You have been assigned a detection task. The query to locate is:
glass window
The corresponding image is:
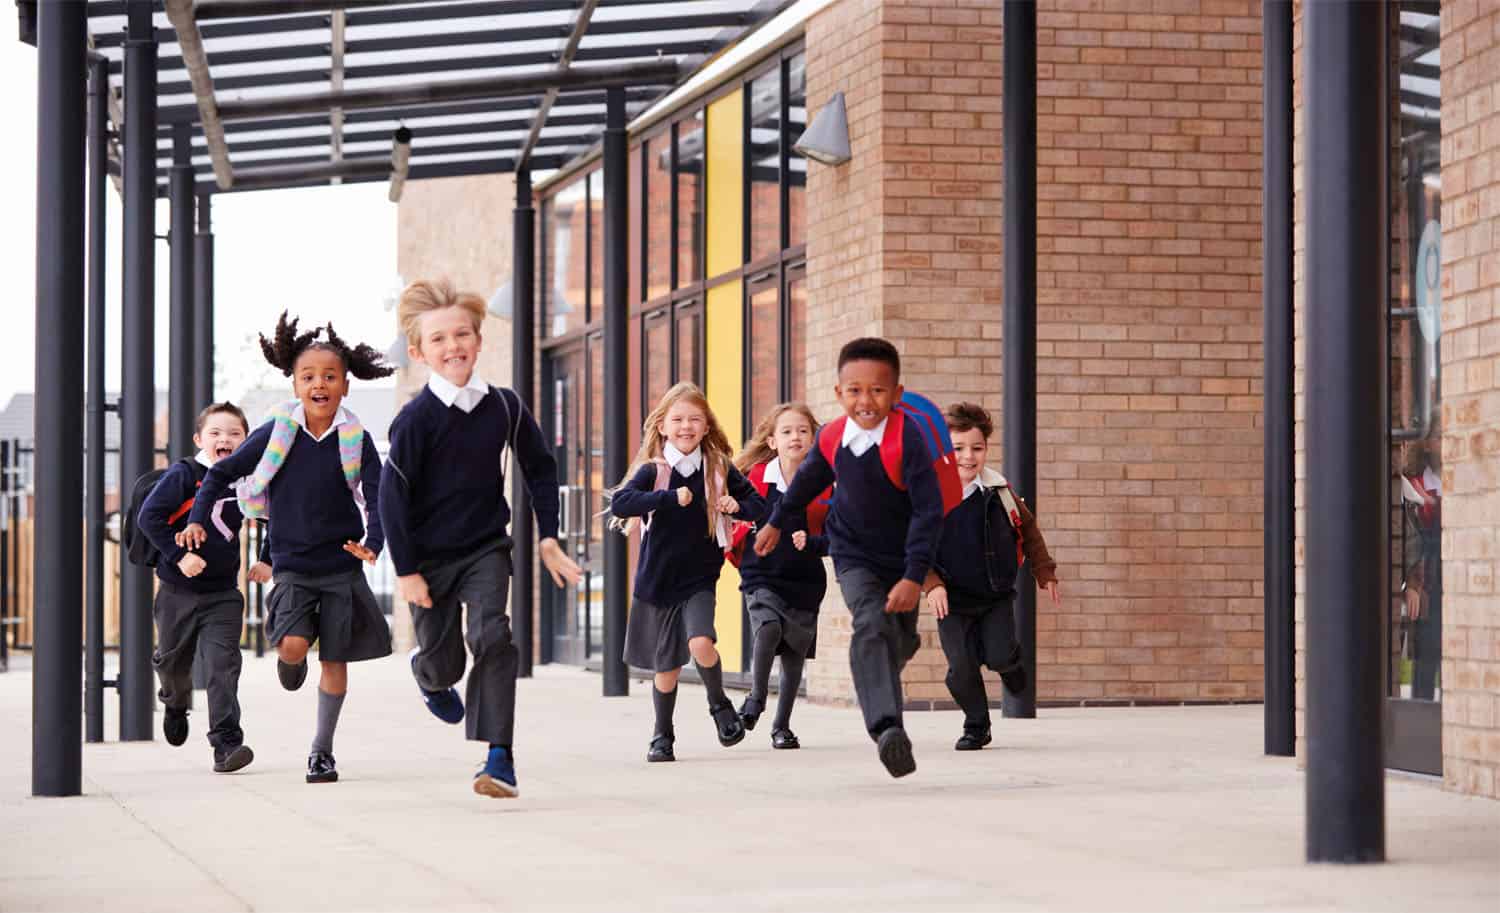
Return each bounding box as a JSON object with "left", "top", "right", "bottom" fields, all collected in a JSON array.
[
  {"left": 587, "top": 168, "right": 604, "bottom": 324},
  {"left": 644, "top": 309, "right": 672, "bottom": 414},
  {"left": 546, "top": 179, "right": 587, "bottom": 338},
  {"left": 788, "top": 267, "right": 807, "bottom": 404},
  {"left": 748, "top": 282, "right": 781, "bottom": 427},
  {"left": 675, "top": 303, "right": 701, "bottom": 387},
  {"left": 629, "top": 142, "right": 643, "bottom": 306},
  {"left": 675, "top": 112, "right": 705, "bottom": 286},
  {"left": 749, "top": 68, "right": 783, "bottom": 264},
  {"left": 786, "top": 53, "right": 807, "bottom": 249},
  {"left": 646, "top": 132, "right": 672, "bottom": 302},
  {"left": 588, "top": 333, "right": 605, "bottom": 550}
]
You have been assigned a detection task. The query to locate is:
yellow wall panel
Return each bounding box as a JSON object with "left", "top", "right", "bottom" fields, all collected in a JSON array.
[
  {"left": 706, "top": 278, "right": 744, "bottom": 671},
  {"left": 706, "top": 89, "right": 744, "bottom": 279}
]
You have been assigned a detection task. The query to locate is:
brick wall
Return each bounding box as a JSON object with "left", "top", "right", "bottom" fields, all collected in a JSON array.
[
  {"left": 1439, "top": 0, "right": 1500, "bottom": 800},
  {"left": 801, "top": 0, "right": 1266, "bottom": 708}
]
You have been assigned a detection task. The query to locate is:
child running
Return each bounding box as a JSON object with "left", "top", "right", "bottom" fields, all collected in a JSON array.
[
  {"left": 182, "top": 313, "right": 393, "bottom": 785},
  {"left": 732, "top": 403, "right": 829, "bottom": 749},
  {"left": 138, "top": 402, "right": 270, "bottom": 773},
  {"left": 923, "top": 402, "right": 1059, "bottom": 750},
  {"left": 755, "top": 338, "right": 944, "bottom": 778},
  {"left": 381, "top": 279, "right": 582, "bottom": 799},
  {"left": 608, "top": 382, "right": 767, "bottom": 762}
]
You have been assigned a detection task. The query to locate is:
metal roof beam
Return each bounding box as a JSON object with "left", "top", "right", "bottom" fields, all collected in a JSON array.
[
  {"left": 192, "top": 0, "right": 418, "bottom": 20},
  {"left": 162, "top": 0, "right": 233, "bottom": 189},
  {"left": 518, "top": 0, "right": 601, "bottom": 171}
]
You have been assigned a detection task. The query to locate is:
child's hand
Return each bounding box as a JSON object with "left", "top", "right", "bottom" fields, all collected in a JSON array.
[
  {"left": 247, "top": 562, "right": 272, "bottom": 584},
  {"left": 926, "top": 584, "right": 949, "bottom": 619},
  {"left": 397, "top": 573, "right": 432, "bottom": 608},
  {"left": 1043, "top": 580, "right": 1061, "bottom": 606},
  {"left": 177, "top": 552, "right": 207, "bottom": 578},
  {"left": 540, "top": 537, "right": 584, "bottom": 588},
  {"left": 177, "top": 523, "right": 207, "bottom": 549},
  {"left": 676, "top": 486, "right": 693, "bottom": 507},
  {"left": 791, "top": 530, "right": 807, "bottom": 551},
  {"left": 885, "top": 579, "right": 920, "bottom": 614},
  {"left": 343, "top": 540, "right": 377, "bottom": 564},
  {"left": 716, "top": 494, "right": 739, "bottom": 515},
  {"left": 754, "top": 525, "right": 781, "bottom": 556}
]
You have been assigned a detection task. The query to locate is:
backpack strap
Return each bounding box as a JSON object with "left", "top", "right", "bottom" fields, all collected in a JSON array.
[
  {"left": 637, "top": 457, "right": 673, "bottom": 534},
  {"left": 986, "top": 470, "right": 1027, "bottom": 567},
  {"left": 490, "top": 386, "right": 523, "bottom": 471},
  {"left": 164, "top": 458, "right": 208, "bottom": 526},
  {"left": 817, "top": 417, "right": 845, "bottom": 468},
  {"left": 877, "top": 410, "right": 907, "bottom": 491}
]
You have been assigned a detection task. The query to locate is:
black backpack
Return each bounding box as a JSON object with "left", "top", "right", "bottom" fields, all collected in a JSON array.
[{"left": 123, "top": 458, "right": 207, "bottom": 567}]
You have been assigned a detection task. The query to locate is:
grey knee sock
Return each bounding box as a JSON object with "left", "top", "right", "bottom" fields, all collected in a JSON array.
[
  {"left": 695, "top": 657, "right": 729, "bottom": 708},
  {"left": 652, "top": 685, "right": 677, "bottom": 739},
  {"left": 311, "top": 689, "right": 346, "bottom": 755},
  {"left": 750, "top": 623, "right": 781, "bottom": 704},
  {"left": 773, "top": 653, "right": 805, "bottom": 731}
]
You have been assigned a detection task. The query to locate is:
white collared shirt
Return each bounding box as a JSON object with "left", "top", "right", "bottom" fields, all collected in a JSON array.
[
  {"left": 194, "top": 450, "right": 215, "bottom": 469},
  {"left": 290, "top": 403, "right": 353, "bottom": 442},
  {"left": 841, "top": 416, "right": 888, "bottom": 458},
  {"left": 663, "top": 442, "right": 702, "bottom": 476},
  {"left": 762, "top": 457, "right": 790, "bottom": 493},
  {"left": 428, "top": 371, "right": 489, "bottom": 414},
  {"left": 962, "top": 477, "right": 983, "bottom": 501}
]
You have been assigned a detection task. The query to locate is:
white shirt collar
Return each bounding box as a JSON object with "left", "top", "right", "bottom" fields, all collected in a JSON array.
[
  {"left": 194, "top": 450, "right": 215, "bottom": 469},
  {"left": 841, "top": 416, "right": 887, "bottom": 457},
  {"left": 762, "top": 457, "right": 788, "bottom": 492},
  {"left": 962, "top": 477, "right": 983, "bottom": 500},
  {"left": 290, "top": 403, "right": 353, "bottom": 442},
  {"left": 428, "top": 371, "right": 489, "bottom": 413},
  {"left": 663, "top": 442, "right": 702, "bottom": 475}
]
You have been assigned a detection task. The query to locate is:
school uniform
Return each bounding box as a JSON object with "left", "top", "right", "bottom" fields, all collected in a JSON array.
[
  {"left": 380, "top": 374, "right": 561, "bottom": 748},
  {"left": 772, "top": 415, "right": 944, "bottom": 741},
  {"left": 933, "top": 470, "right": 1057, "bottom": 735},
  {"left": 738, "top": 458, "right": 828, "bottom": 661},
  {"left": 191, "top": 406, "right": 390, "bottom": 663},
  {"left": 138, "top": 451, "right": 253, "bottom": 751},
  {"left": 612, "top": 444, "right": 766, "bottom": 673}
]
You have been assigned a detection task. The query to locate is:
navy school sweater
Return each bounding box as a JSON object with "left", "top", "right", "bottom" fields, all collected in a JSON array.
[
  {"left": 380, "top": 386, "right": 562, "bottom": 576},
  {"left": 933, "top": 489, "right": 1021, "bottom": 613},
  {"left": 610, "top": 459, "right": 766, "bottom": 607},
  {"left": 770, "top": 417, "right": 944, "bottom": 586},
  {"left": 139, "top": 458, "right": 245, "bottom": 593},
  {"left": 738, "top": 481, "right": 828, "bottom": 609},
  {"left": 189, "top": 419, "right": 383, "bottom": 577}
]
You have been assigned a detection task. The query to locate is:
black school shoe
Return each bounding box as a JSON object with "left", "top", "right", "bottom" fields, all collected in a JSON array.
[
  {"left": 876, "top": 726, "right": 917, "bottom": 778},
  {"left": 737, "top": 695, "right": 764, "bottom": 731},
  {"left": 213, "top": 744, "right": 254, "bottom": 773},
  {"left": 710, "top": 702, "right": 746, "bottom": 747},
  {"left": 306, "top": 750, "right": 339, "bottom": 783},
  {"left": 955, "top": 729, "right": 993, "bottom": 751},
  {"left": 771, "top": 728, "right": 800, "bottom": 750},
  {"left": 647, "top": 734, "right": 676, "bottom": 763},
  {"left": 277, "top": 658, "right": 308, "bottom": 692},
  {"left": 163, "top": 708, "right": 189, "bottom": 747}
]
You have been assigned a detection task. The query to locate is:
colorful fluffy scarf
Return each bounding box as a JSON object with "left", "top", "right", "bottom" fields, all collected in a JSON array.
[{"left": 235, "top": 400, "right": 366, "bottom": 520}]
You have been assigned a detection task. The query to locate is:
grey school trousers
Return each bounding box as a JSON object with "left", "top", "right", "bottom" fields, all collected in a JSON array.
[
  {"left": 152, "top": 585, "right": 245, "bottom": 750},
  {"left": 409, "top": 542, "right": 517, "bottom": 746},
  {"left": 836, "top": 564, "right": 922, "bottom": 741}
]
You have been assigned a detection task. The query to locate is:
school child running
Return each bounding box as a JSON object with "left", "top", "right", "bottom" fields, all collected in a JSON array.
[
  {"left": 731, "top": 403, "right": 830, "bottom": 749},
  {"left": 922, "top": 403, "right": 1059, "bottom": 750},
  {"left": 137, "top": 402, "right": 271, "bottom": 773},
  {"left": 380, "top": 279, "right": 583, "bottom": 799},
  {"left": 608, "top": 382, "right": 768, "bottom": 763},
  {"left": 755, "top": 338, "right": 945, "bottom": 778},
  {"left": 181, "top": 313, "right": 393, "bottom": 785}
]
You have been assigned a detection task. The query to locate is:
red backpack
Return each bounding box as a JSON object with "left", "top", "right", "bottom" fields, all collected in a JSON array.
[
  {"left": 726, "top": 460, "right": 832, "bottom": 568},
  {"left": 816, "top": 391, "right": 963, "bottom": 516}
]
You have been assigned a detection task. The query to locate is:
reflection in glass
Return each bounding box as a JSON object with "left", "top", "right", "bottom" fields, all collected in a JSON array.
[
  {"left": 787, "top": 53, "right": 807, "bottom": 249},
  {"left": 676, "top": 305, "right": 701, "bottom": 387},
  {"left": 588, "top": 168, "right": 604, "bottom": 324},
  {"left": 645, "top": 309, "right": 672, "bottom": 411},
  {"left": 749, "top": 68, "right": 782, "bottom": 263},
  {"left": 788, "top": 271, "right": 807, "bottom": 404},
  {"left": 749, "top": 284, "right": 780, "bottom": 428},
  {"left": 546, "top": 180, "right": 587, "bottom": 338},
  {"left": 676, "top": 112, "right": 705, "bottom": 286},
  {"left": 646, "top": 133, "right": 673, "bottom": 301}
]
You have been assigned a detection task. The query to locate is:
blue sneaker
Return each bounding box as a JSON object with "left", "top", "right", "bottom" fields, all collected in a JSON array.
[
  {"left": 473, "top": 746, "right": 519, "bottom": 799},
  {"left": 410, "top": 649, "right": 463, "bottom": 724}
]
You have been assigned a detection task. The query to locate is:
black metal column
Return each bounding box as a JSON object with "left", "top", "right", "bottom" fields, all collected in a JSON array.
[
  {"left": 1262, "top": 0, "right": 1296, "bottom": 759},
  {"left": 169, "top": 125, "right": 195, "bottom": 461},
  {"left": 601, "top": 87, "right": 629, "bottom": 697},
  {"left": 1001, "top": 0, "right": 1037, "bottom": 720},
  {"left": 1304, "top": 0, "right": 1386, "bottom": 864},
  {"left": 86, "top": 54, "right": 109, "bottom": 746},
  {"left": 193, "top": 194, "right": 215, "bottom": 407},
  {"left": 32, "top": 0, "right": 87, "bottom": 797},
  {"left": 512, "top": 169, "right": 536, "bottom": 677},
  {"left": 119, "top": 0, "right": 158, "bottom": 742}
]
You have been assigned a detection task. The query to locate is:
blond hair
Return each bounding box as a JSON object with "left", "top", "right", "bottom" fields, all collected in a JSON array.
[
  {"left": 612, "top": 382, "right": 735, "bottom": 538},
  {"left": 734, "top": 402, "right": 820, "bottom": 473},
  {"left": 398, "top": 278, "right": 486, "bottom": 348}
]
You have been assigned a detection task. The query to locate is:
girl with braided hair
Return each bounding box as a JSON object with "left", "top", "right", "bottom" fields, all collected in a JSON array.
[{"left": 181, "top": 312, "right": 393, "bottom": 785}]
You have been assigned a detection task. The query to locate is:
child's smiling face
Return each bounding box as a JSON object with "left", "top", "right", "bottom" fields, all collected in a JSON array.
[
  {"left": 835, "top": 358, "right": 903, "bottom": 431},
  {"left": 194, "top": 412, "right": 248, "bottom": 464},
  {"left": 659, "top": 400, "right": 707, "bottom": 454},
  {"left": 292, "top": 347, "right": 349, "bottom": 426},
  {"left": 950, "top": 426, "right": 988, "bottom": 487},
  {"left": 769, "top": 410, "right": 813, "bottom": 462},
  {"left": 411, "top": 305, "right": 482, "bottom": 388}
]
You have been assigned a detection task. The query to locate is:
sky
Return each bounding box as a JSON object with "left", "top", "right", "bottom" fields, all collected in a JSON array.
[{"left": 0, "top": 38, "right": 401, "bottom": 410}]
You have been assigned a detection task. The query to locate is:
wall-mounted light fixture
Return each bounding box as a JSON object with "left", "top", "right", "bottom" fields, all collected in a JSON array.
[{"left": 793, "top": 91, "right": 850, "bottom": 166}]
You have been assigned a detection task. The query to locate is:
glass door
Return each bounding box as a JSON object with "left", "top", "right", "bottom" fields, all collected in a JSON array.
[{"left": 543, "top": 343, "right": 589, "bottom": 665}]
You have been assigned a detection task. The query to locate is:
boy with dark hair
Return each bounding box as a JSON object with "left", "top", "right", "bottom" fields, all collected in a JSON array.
[
  {"left": 138, "top": 402, "right": 269, "bottom": 773},
  {"left": 754, "top": 337, "right": 944, "bottom": 778},
  {"left": 924, "top": 402, "right": 1058, "bottom": 750}
]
